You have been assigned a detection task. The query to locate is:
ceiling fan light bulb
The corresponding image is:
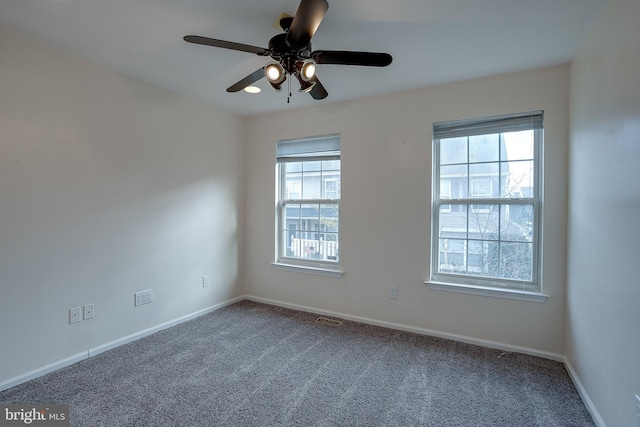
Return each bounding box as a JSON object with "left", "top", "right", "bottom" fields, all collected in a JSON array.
[
  {"left": 301, "top": 61, "right": 316, "bottom": 81},
  {"left": 265, "top": 63, "right": 284, "bottom": 83}
]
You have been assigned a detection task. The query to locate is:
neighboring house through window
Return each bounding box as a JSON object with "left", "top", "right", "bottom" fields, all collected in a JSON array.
[
  {"left": 275, "top": 134, "right": 341, "bottom": 273},
  {"left": 430, "top": 111, "right": 543, "bottom": 295}
]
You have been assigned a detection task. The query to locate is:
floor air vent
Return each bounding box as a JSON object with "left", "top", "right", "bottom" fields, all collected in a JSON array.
[{"left": 315, "top": 317, "right": 343, "bottom": 326}]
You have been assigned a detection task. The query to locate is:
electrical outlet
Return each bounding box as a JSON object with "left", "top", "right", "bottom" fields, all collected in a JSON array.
[
  {"left": 202, "top": 275, "right": 209, "bottom": 288},
  {"left": 69, "top": 307, "right": 81, "bottom": 324},
  {"left": 389, "top": 286, "right": 398, "bottom": 299},
  {"left": 83, "top": 304, "right": 94, "bottom": 320},
  {"left": 134, "top": 289, "right": 153, "bottom": 306}
]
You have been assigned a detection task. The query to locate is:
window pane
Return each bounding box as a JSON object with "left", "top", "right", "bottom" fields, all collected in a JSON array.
[
  {"left": 469, "top": 163, "right": 498, "bottom": 198},
  {"left": 320, "top": 204, "right": 339, "bottom": 232},
  {"left": 283, "top": 203, "right": 302, "bottom": 225},
  {"left": 470, "top": 178, "right": 493, "bottom": 198},
  {"left": 501, "top": 204, "right": 534, "bottom": 242},
  {"left": 304, "top": 161, "right": 322, "bottom": 172},
  {"left": 501, "top": 160, "right": 534, "bottom": 198},
  {"left": 500, "top": 242, "right": 533, "bottom": 281},
  {"left": 439, "top": 204, "right": 467, "bottom": 238},
  {"left": 439, "top": 238, "right": 467, "bottom": 274},
  {"left": 285, "top": 179, "right": 301, "bottom": 199},
  {"left": 501, "top": 130, "right": 534, "bottom": 161},
  {"left": 469, "top": 204, "right": 499, "bottom": 240},
  {"left": 322, "top": 160, "right": 340, "bottom": 171},
  {"left": 284, "top": 229, "right": 300, "bottom": 257},
  {"left": 324, "top": 179, "right": 340, "bottom": 199},
  {"left": 467, "top": 240, "right": 499, "bottom": 278},
  {"left": 285, "top": 162, "right": 303, "bottom": 173},
  {"left": 299, "top": 203, "right": 320, "bottom": 230},
  {"left": 469, "top": 133, "right": 499, "bottom": 163},
  {"left": 440, "top": 137, "right": 467, "bottom": 165},
  {"left": 302, "top": 174, "right": 322, "bottom": 199},
  {"left": 320, "top": 204, "right": 339, "bottom": 261},
  {"left": 440, "top": 180, "right": 451, "bottom": 199},
  {"left": 440, "top": 164, "right": 468, "bottom": 198}
]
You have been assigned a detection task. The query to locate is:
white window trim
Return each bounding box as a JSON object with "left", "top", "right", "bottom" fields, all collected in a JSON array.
[
  {"left": 424, "top": 280, "right": 549, "bottom": 303},
  {"left": 430, "top": 111, "right": 544, "bottom": 297},
  {"left": 272, "top": 262, "right": 344, "bottom": 277}
]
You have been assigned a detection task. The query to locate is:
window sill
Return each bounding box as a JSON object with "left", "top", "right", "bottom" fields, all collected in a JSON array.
[
  {"left": 272, "top": 262, "right": 344, "bottom": 278},
  {"left": 424, "top": 281, "right": 549, "bottom": 303}
]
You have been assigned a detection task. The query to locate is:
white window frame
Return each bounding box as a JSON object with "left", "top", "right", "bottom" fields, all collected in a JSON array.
[
  {"left": 427, "top": 111, "right": 547, "bottom": 301},
  {"left": 273, "top": 134, "right": 342, "bottom": 276}
]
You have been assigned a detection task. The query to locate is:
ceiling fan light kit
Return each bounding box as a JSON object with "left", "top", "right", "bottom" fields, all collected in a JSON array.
[{"left": 183, "top": 0, "right": 392, "bottom": 101}]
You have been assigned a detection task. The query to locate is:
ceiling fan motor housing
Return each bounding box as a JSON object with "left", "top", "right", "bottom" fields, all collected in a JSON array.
[{"left": 268, "top": 33, "right": 312, "bottom": 75}]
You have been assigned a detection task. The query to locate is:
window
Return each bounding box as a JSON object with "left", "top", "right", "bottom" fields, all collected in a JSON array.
[
  {"left": 431, "top": 111, "right": 543, "bottom": 294},
  {"left": 275, "top": 134, "right": 341, "bottom": 272}
]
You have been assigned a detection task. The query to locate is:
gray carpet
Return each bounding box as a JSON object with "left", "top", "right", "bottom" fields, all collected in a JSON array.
[{"left": 1, "top": 300, "right": 594, "bottom": 426}]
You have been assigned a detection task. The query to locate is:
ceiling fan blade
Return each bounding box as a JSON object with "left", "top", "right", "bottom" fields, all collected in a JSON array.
[
  {"left": 286, "top": 0, "right": 329, "bottom": 48},
  {"left": 309, "top": 75, "right": 328, "bottom": 100},
  {"left": 184, "top": 35, "right": 269, "bottom": 56},
  {"left": 312, "top": 50, "right": 392, "bottom": 67},
  {"left": 226, "top": 68, "right": 266, "bottom": 92}
]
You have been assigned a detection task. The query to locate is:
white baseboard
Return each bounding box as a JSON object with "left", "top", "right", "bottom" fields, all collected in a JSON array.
[
  {"left": 0, "top": 352, "right": 89, "bottom": 393},
  {"left": 564, "top": 357, "right": 606, "bottom": 427},
  {"left": 243, "top": 295, "right": 564, "bottom": 362},
  {"left": 0, "top": 296, "right": 244, "bottom": 392}
]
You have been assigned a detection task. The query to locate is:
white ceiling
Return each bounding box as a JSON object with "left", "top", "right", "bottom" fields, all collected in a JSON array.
[{"left": 0, "top": 0, "right": 605, "bottom": 117}]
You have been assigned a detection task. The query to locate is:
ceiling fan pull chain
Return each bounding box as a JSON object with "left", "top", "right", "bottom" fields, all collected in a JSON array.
[{"left": 287, "top": 76, "right": 292, "bottom": 103}]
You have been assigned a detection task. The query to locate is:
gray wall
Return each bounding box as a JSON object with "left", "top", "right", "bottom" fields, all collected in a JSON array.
[
  {"left": 0, "top": 30, "right": 245, "bottom": 384},
  {"left": 567, "top": 0, "right": 640, "bottom": 425}
]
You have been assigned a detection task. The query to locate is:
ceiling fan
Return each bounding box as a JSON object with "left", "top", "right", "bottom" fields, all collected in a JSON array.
[{"left": 183, "top": 0, "right": 392, "bottom": 101}]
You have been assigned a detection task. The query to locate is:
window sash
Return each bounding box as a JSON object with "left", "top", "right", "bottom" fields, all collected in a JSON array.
[{"left": 432, "top": 199, "right": 539, "bottom": 291}]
